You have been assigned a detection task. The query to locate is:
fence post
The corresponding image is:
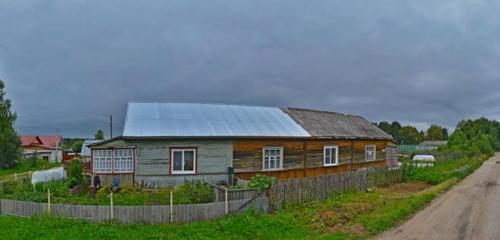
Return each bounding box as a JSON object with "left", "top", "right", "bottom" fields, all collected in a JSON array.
[
  {"left": 47, "top": 188, "right": 51, "bottom": 214},
  {"left": 109, "top": 192, "right": 114, "bottom": 220},
  {"left": 169, "top": 191, "right": 173, "bottom": 223},
  {"left": 14, "top": 173, "right": 17, "bottom": 181},
  {"left": 225, "top": 188, "right": 229, "bottom": 215}
]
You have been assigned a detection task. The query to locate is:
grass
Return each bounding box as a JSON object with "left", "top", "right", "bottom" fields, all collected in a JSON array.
[
  {"left": 0, "top": 155, "right": 486, "bottom": 239},
  {"left": 0, "top": 180, "right": 456, "bottom": 240},
  {"left": 0, "top": 159, "right": 60, "bottom": 179}
]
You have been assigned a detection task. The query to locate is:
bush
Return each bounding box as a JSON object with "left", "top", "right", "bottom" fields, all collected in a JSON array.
[
  {"left": 175, "top": 181, "right": 213, "bottom": 204},
  {"left": 67, "top": 159, "right": 84, "bottom": 188},
  {"left": 247, "top": 175, "right": 275, "bottom": 193}
]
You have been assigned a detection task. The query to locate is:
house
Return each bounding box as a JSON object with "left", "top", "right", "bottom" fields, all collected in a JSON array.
[
  {"left": 20, "top": 135, "right": 63, "bottom": 163},
  {"left": 81, "top": 140, "right": 101, "bottom": 162},
  {"left": 90, "top": 102, "right": 397, "bottom": 187},
  {"left": 418, "top": 140, "right": 448, "bottom": 150}
]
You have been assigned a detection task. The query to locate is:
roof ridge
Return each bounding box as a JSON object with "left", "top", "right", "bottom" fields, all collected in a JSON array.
[{"left": 127, "top": 101, "right": 280, "bottom": 109}]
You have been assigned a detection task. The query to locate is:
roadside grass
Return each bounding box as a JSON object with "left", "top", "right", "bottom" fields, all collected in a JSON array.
[
  {"left": 404, "top": 154, "right": 489, "bottom": 184},
  {"left": 0, "top": 180, "right": 454, "bottom": 240},
  {"left": 0, "top": 159, "right": 60, "bottom": 179},
  {"left": 0, "top": 155, "right": 486, "bottom": 240}
]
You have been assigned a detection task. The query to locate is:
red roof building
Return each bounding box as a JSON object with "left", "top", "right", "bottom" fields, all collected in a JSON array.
[{"left": 20, "top": 135, "right": 63, "bottom": 162}]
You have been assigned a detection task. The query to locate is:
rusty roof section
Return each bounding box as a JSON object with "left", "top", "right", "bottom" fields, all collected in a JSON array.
[{"left": 282, "top": 107, "right": 394, "bottom": 140}]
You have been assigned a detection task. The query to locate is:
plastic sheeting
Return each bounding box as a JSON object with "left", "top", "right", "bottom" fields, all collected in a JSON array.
[{"left": 31, "top": 167, "right": 66, "bottom": 185}]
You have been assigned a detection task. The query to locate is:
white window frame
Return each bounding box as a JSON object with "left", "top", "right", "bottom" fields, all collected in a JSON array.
[
  {"left": 113, "top": 149, "right": 134, "bottom": 173},
  {"left": 93, "top": 149, "right": 134, "bottom": 174},
  {"left": 324, "top": 145, "right": 339, "bottom": 166},
  {"left": 365, "top": 145, "right": 377, "bottom": 162},
  {"left": 93, "top": 149, "right": 113, "bottom": 173},
  {"left": 171, "top": 149, "right": 197, "bottom": 175},
  {"left": 262, "top": 147, "right": 284, "bottom": 170}
]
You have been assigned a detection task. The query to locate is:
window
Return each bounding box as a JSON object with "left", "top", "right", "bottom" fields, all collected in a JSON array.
[
  {"left": 114, "top": 149, "right": 134, "bottom": 173},
  {"left": 171, "top": 149, "right": 196, "bottom": 174},
  {"left": 93, "top": 150, "right": 113, "bottom": 173},
  {"left": 93, "top": 149, "right": 134, "bottom": 174},
  {"left": 324, "top": 146, "right": 339, "bottom": 166},
  {"left": 263, "top": 147, "right": 283, "bottom": 170},
  {"left": 365, "top": 145, "right": 376, "bottom": 161}
]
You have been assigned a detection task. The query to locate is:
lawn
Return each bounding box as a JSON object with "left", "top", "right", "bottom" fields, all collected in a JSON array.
[{"left": 0, "top": 179, "right": 457, "bottom": 240}]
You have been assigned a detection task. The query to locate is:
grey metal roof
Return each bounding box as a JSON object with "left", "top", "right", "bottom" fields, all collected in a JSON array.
[
  {"left": 282, "top": 107, "right": 394, "bottom": 140},
  {"left": 81, "top": 140, "right": 101, "bottom": 156},
  {"left": 122, "top": 102, "right": 310, "bottom": 137}
]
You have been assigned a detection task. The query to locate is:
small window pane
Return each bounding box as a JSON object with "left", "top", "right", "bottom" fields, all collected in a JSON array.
[
  {"left": 184, "top": 151, "right": 194, "bottom": 171},
  {"left": 173, "top": 151, "right": 183, "bottom": 171}
]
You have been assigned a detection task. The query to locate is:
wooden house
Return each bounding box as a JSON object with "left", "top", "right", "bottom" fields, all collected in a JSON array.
[
  {"left": 20, "top": 135, "right": 63, "bottom": 163},
  {"left": 90, "top": 102, "right": 396, "bottom": 187}
]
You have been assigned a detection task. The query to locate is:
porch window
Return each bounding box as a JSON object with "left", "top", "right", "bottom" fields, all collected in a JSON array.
[
  {"left": 171, "top": 149, "right": 196, "bottom": 174},
  {"left": 93, "top": 149, "right": 134, "bottom": 174},
  {"left": 114, "top": 149, "right": 134, "bottom": 173},
  {"left": 365, "top": 145, "right": 376, "bottom": 161},
  {"left": 324, "top": 146, "right": 339, "bottom": 166},
  {"left": 263, "top": 147, "right": 283, "bottom": 170},
  {"left": 93, "top": 150, "right": 113, "bottom": 173}
]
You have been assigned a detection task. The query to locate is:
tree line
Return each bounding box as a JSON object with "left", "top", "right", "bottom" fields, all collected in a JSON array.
[{"left": 375, "top": 121, "right": 449, "bottom": 145}]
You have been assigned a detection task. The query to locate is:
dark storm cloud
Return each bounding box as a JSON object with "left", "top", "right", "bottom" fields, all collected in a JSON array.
[{"left": 1, "top": 0, "right": 500, "bottom": 137}]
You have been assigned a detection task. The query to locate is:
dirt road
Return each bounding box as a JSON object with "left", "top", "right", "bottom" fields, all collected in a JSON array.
[{"left": 376, "top": 154, "right": 500, "bottom": 240}]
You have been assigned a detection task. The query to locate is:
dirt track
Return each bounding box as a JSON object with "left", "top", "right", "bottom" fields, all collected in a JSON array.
[{"left": 376, "top": 154, "right": 500, "bottom": 240}]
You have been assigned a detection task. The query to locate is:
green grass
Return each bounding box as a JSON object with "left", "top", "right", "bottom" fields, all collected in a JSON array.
[
  {"left": 0, "top": 159, "right": 60, "bottom": 178},
  {"left": 404, "top": 154, "right": 488, "bottom": 184},
  {"left": 0, "top": 180, "right": 214, "bottom": 206}
]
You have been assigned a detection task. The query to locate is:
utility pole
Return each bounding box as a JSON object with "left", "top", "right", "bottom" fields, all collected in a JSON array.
[
  {"left": 110, "top": 115, "right": 113, "bottom": 139},
  {"left": 55, "top": 128, "right": 60, "bottom": 163}
]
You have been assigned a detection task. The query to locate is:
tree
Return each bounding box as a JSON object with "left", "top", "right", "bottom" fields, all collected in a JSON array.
[
  {"left": 376, "top": 121, "right": 402, "bottom": 143},
  {"left": 71, "top": 140, "right": 85, "bottom": 153},
  {"left": 398, "top": 126, "right": 422, "bottom": 145},
  {"left": 425, "top": 124, "right": 448, "bottom": 140},
  {"left": 0, "top": 80, "right": 21, "bottom": 169},
  {"left": 95, "top": 129, "right": 104, "bottom": 140}
]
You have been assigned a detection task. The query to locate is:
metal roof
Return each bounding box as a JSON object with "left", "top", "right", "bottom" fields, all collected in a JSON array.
[
  {"left": 81, "top": 140, "right": 101, "bottom": 156},
  {"left": 122, "top": 102, "right": 310, "bottom": 137}
]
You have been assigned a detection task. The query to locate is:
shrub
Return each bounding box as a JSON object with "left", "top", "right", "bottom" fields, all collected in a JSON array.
[
  {"left": 175, "top": 181, "right": 213, "bottom": 204},
  {"left": 67, "top": 159, "right": 84, "bottom": 188},
  {"left": 247, "top": 175, "right": 275, "bottom": 193}
]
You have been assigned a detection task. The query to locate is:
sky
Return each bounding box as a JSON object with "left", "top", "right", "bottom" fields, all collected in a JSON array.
[{"left": 1, "top": 0, "right": 500, "bottom": 138}]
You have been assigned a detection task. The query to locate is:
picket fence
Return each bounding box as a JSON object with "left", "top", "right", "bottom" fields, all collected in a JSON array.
[
  {"left": 0, "top": 197, "right": 269, "bottom": 224},
  {"left": 269, "top": 168, "right": 403, "bottom": 210}
]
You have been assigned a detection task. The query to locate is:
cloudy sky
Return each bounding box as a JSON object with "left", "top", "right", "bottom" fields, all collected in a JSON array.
[{"left": 1, "top": 0, "right": 500, "bottom": 138}]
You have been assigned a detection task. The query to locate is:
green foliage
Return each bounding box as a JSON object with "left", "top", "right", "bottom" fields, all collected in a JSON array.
[
  {"left": 0, "top": 80, "right": 21, "bottom": 169},
  {"left": 0, "top": 158, "right": 60, "bottom": 178},
  {"left": 404, "top": 155, "right": 487, "bottom": 185},
  {"left": 247, "top": 175, "right": 275, "bottom": 193},
  {"left": 94, "top": 130, "right": 104, "bottom": 140},
  {"left": 67, "top": 159, "right": 84, "bottom": 188},
  {"left": 443, "top": 118, "right": 500, "bottom": 156},
  {"left": 174, "top": 181, "right": 214, "bottom": 204},
  {"left": 70, "top": 140, "right": 85, "bottom": 153},
  {"left": 425, "top": 124, "right": 448, "bottom": 141},
  {"left": 399, "top": 126, "right": 423, "bottom": 145}
]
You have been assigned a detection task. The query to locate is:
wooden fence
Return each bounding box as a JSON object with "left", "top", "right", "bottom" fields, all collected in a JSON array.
[
  {"left": 0, "top": 197, "right": 269, "bottom": 224},
  {"left": 269, "top": 168, "right": 403, "bottom": 210},
  {"left": 213, "top": 187, "right": 261, "bottom": 202}
]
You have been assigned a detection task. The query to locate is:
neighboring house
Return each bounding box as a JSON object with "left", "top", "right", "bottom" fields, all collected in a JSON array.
[
  {"left": 90, "top": 102, "right": 397, "bottom": 187},
  {"left": 81, "top": 140, "right": 101, "bottom": 162},
  {"left": 20, "top": 135, "right": 63, "bottom": 163},
  {"left": 418, "top": 140, "right": 448, "bottom": 150},
  {"left": 399, "top": 140, "right": 448, "bottom": 152}
]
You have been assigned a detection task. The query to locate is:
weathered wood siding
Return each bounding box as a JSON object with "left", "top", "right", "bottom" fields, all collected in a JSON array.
[
  {"left": 233, "top": 139, "right": 305, "bottom": 172},
  {"left": 234, "top": 139, "right": 391, "bottom": 180},
  {"left": 93, "top": 139, "right": 233, "bottom": 187}
]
